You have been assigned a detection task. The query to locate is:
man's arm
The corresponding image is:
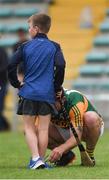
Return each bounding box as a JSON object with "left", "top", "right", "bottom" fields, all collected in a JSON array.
[
  {"left": 60, "top": 102, "right": 84, "bottom": 152},
  {"left": 49, "top": 126, "right": 82, "bottom": 163},
  {"left": 8, "top": 46, "right": 23, "bottom": 88}
]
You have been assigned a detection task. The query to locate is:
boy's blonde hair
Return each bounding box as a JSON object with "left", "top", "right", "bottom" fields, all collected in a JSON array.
[{"left": 28, "top": 13, "right": 51, "bottom": 34}]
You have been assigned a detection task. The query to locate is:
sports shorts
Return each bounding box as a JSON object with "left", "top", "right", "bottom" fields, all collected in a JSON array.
[
  {"left": 54, "top": 118, "right": 104, "bottom": 141},
  {"left": 99, "top": 119, "right": 104, "bottom": 136},
  {"left": 54, "top": 124, "right": 70, "bottom": 141},
  {"left": 17, "top": 97, "right": 52, "bottom": 116}
]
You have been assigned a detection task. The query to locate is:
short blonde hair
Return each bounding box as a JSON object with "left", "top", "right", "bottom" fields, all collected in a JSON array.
[{"left": 28, "top": 13, "right": 51, "bottom": 33}]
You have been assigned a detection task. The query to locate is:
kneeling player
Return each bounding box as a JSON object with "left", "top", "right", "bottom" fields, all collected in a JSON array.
[{"left": 48, "top": 89, "right": 104, "bottom": 166}]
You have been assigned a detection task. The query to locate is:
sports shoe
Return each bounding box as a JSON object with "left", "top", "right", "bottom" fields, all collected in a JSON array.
[
  {"left": 90, "top": 157, "right": 96, "bottom": 166},
  {"left": 28, "top": 157, "right": 45, "bottom": 169},
  {"left": 44, "top": 162, "right": 53, "bottom": 169},
  {"left": 55, "top": 151, "right": 76, "bottom": 166}
]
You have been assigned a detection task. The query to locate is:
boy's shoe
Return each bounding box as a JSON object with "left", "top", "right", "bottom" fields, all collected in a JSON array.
[
  {"left": 54, "top": 151, "right": 76, "bottom": 166},
  {"left": 28, "top": 157, "right": 45, "bottom": 169}
]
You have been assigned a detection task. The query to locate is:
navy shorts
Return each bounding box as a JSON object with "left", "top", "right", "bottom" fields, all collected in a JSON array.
[{"left": 17, "top": 97, "right": 52, "bottom": 116}]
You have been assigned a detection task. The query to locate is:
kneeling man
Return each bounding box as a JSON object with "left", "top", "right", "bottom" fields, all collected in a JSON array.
[{"left": 48, "top": 89, "right": 104, "bottom": 166}]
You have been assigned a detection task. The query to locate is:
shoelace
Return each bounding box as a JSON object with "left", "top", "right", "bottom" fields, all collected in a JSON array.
[{"left": 44, "top": 154, "right": 55, "bottom": 167}]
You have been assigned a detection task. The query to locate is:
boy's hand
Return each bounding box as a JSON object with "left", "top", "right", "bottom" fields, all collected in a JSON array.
[
  {"left": 56, "top": 90, "right": 63, "bottom": 100},
  {"left": 55, "top": 101, "right": 61, "bottom": 111},
  {"left": 20, "top": 82, "right": 24, "bottom": 86},
  {"left": 18, "top": 82, "right": 24, "bottom": 89},
  {"left": 55, "top": 90, "right": 63, "bottom": 111}
]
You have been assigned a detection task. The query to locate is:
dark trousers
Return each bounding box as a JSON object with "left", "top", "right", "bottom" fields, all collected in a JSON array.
[{"left": 0, "top": 84, "right": 10, "bottom": 131}]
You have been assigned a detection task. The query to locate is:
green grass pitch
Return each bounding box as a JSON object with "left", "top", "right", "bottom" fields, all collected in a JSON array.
[{"left": 0, "top": 131, "right": 109, "bottom": 179}]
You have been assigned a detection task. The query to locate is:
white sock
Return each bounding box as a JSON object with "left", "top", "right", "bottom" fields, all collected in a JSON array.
[
  {"left": 32, "top": 156, "right": 40, "bottom": 161},
  {"left": 30, "top": 156, "right": 45, "bottom": 169}
]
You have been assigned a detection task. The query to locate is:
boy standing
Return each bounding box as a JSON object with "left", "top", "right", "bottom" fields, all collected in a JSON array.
[{"left": 8, "top": 14, "right": 65, "bottom": 169}]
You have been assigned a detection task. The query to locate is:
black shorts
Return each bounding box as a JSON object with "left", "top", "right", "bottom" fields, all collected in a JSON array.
[{"left": 17, "top": 97, "right": 52, "bottom": 116}]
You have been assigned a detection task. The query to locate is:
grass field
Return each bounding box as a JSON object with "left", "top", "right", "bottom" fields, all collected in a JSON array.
[{"left": 0, "top": 131, "right": 109, "bottom": 179}]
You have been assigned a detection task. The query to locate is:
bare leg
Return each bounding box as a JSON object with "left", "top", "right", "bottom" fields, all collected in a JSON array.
[
  {"left": 37, "top": 114, "right": 51, "bottom": 158},
  {"left": 82, "top": 111, "right": 102, "bottom": 159},
  {"left": 48, "top": 122, "right": 76, "bottom": 166},
  {"left": 48, "top": 122, "right": 66, "bottom": 150},
  {"left": 23, "top": 115, "right": 39, "bottom": 158}
]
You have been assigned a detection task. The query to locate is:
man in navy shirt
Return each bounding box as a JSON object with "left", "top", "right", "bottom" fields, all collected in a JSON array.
[
  {"left": 0, "top": 47, "right": 10, "bottom": 131},
  {"left": 8, "top": 13, "right": 66, "bottom": 169}
]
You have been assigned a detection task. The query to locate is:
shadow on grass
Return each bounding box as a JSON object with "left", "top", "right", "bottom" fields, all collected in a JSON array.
[
  {"left": 0, "top": 162, "right": 104, "bottom": 171},
  {"left": 0, "top": 165, "right": 27, "bottom": 169}
]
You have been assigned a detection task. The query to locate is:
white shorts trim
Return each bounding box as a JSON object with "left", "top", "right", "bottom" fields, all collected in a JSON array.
[{"left": 100, "top": 120, "right": 104, "bottom": 136}]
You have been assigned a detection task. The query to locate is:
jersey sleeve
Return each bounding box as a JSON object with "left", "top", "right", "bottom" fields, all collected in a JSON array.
[
  {"left": 69, "top": 102, "right": 85, "bottom": 128},
  {"left": 8, "top": 46, "right": 23, "bottom": 88}
]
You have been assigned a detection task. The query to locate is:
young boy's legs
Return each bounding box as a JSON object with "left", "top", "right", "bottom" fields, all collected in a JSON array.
[
  {"left": 37, "top": 102, "right": 52, "bottom": 159},
  {"left": 38, "top": 114, "right": 51, "bottom": 158},
  {"left": 23, "top": 115, "right": 39, "bottom": 158},
  {"left": 82, "top": 111, "right": 104, "bottom": 162},
  {"left": 23, "top": 115, "right": 46, "bottom": 169}
]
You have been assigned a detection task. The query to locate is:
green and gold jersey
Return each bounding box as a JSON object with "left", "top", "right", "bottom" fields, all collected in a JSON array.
[{"left": 51, "top": 89, "right": 98, "bottom": 129}]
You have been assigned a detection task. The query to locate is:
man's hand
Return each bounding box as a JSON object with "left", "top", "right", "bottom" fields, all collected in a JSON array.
[{"left": 49, "top": 146, "right": 64, "bottom": 163}]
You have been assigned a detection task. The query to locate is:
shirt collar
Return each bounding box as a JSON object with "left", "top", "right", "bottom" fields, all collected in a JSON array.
[{"left": 34, "top": 33, "right": 48, "bottom": 39}]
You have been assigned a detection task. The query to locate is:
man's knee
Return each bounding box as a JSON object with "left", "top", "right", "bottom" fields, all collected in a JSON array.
[{"left": 83, "top": 111, "right": 100, "bottom": 128}]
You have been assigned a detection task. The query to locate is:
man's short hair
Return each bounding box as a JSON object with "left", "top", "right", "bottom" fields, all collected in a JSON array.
[{"left": 28, "top": 13, "right": 51, "bottom": 33}]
